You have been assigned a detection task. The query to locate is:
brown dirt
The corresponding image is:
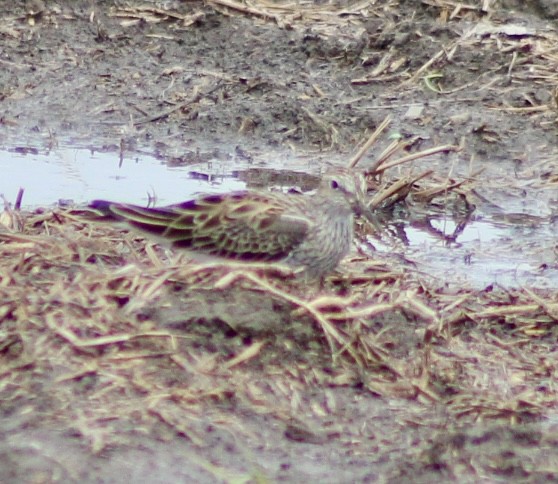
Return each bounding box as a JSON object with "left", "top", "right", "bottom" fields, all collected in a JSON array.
[{"left": 1, "top": 1, "right": 558, "bottom": 482}]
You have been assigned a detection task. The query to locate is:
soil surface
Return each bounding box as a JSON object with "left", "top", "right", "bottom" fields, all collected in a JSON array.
[{"left": 1, "top": 0, "right": 558, "bottom": 482}]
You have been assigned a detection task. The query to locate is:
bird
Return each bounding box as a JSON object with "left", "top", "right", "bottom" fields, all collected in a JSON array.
[{"left": 88, "top": 167, "right": 368, "bottom": 278}]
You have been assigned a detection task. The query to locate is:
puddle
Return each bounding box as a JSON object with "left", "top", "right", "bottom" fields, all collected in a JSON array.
[
  {"left": 1, "top": 143, "right": 556, "bottom": 289},
  {"left": 0, "top": 145, "right": 247, "bottom": 207},
  {"left": 370, "top": 216, "right": 558, "bottom": 289},
  {"left": 0, "top": 144, "right": 332, "bottom": 207}
]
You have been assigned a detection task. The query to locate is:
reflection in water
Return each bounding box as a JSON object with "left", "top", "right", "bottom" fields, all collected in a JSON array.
[
  {"left": 0, "top": 146, "right": 246, "bottom": 207},
  {"left": 364, "top": 210, "right": 558, "bottom": 289}
]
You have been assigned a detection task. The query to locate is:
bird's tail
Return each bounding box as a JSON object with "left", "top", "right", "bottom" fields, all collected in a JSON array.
[{"left": 86, "top": 200, "right": 194, "bottom": 240}]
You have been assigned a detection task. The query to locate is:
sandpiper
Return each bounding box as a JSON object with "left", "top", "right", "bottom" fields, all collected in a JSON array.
[{"left": 88, "top": 167, "right": 367, "bottom": 278}]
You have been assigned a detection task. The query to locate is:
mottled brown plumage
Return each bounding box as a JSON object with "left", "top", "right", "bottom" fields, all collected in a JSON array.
[{"left": 89, "top": 168, "right": 367, "bottom": 277}]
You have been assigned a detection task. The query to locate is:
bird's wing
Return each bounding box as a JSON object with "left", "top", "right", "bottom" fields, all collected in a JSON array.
[{"left": 89, "top": 193, "right": 310, "bottom": 262}]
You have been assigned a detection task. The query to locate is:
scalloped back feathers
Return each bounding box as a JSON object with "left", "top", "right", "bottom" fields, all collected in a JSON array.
[{"left": 88, "top": 168, "right": 367, "bottom": 276}]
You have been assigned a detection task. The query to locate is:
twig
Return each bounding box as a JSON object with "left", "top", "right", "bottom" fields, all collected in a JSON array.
[
  {"left": 372, "top": 144, "right": 461, "bottom": 175},
  {"left": 207, "top": 0, "right": 276, "bottom": 20},
  {"left": 348, "top": 115, "right": 392, "bottom": 168}
]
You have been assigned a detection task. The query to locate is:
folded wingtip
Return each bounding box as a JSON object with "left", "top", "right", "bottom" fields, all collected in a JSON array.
[
  {"left": 88, "top": 199, "right": 113, "bottom": 212},
  {"left": 85, "top": 199, "right": 122, "bottom": 221}
]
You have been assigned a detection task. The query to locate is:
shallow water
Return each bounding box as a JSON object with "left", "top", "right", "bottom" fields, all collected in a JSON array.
[
  {"left": 399, "top": 217, "right": 558, "bottom": 289},
  {"left": 1, "top": 144, "right": 556, "bottom": 289},
  {"left": 0, "top": 145, "right": 246, "bottom": 207}
]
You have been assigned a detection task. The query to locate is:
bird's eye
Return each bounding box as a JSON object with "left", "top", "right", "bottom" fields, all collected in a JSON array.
[{"left": 330, "top": 180, "right": 340, "bottom": 189}]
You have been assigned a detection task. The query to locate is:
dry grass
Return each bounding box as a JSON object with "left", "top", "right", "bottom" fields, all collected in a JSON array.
[{"left": 1, "top": 169, "right": 557, "bottom": 455}]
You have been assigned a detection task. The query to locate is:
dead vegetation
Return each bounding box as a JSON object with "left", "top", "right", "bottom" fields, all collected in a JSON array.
[{"left": 1, "top": 134, "right": 556, "bottom": 470}]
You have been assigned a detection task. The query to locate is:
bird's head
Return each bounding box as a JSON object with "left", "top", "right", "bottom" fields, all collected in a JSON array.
[{"left": 319, "top": 167, "right": 368, "bottom": 215}]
